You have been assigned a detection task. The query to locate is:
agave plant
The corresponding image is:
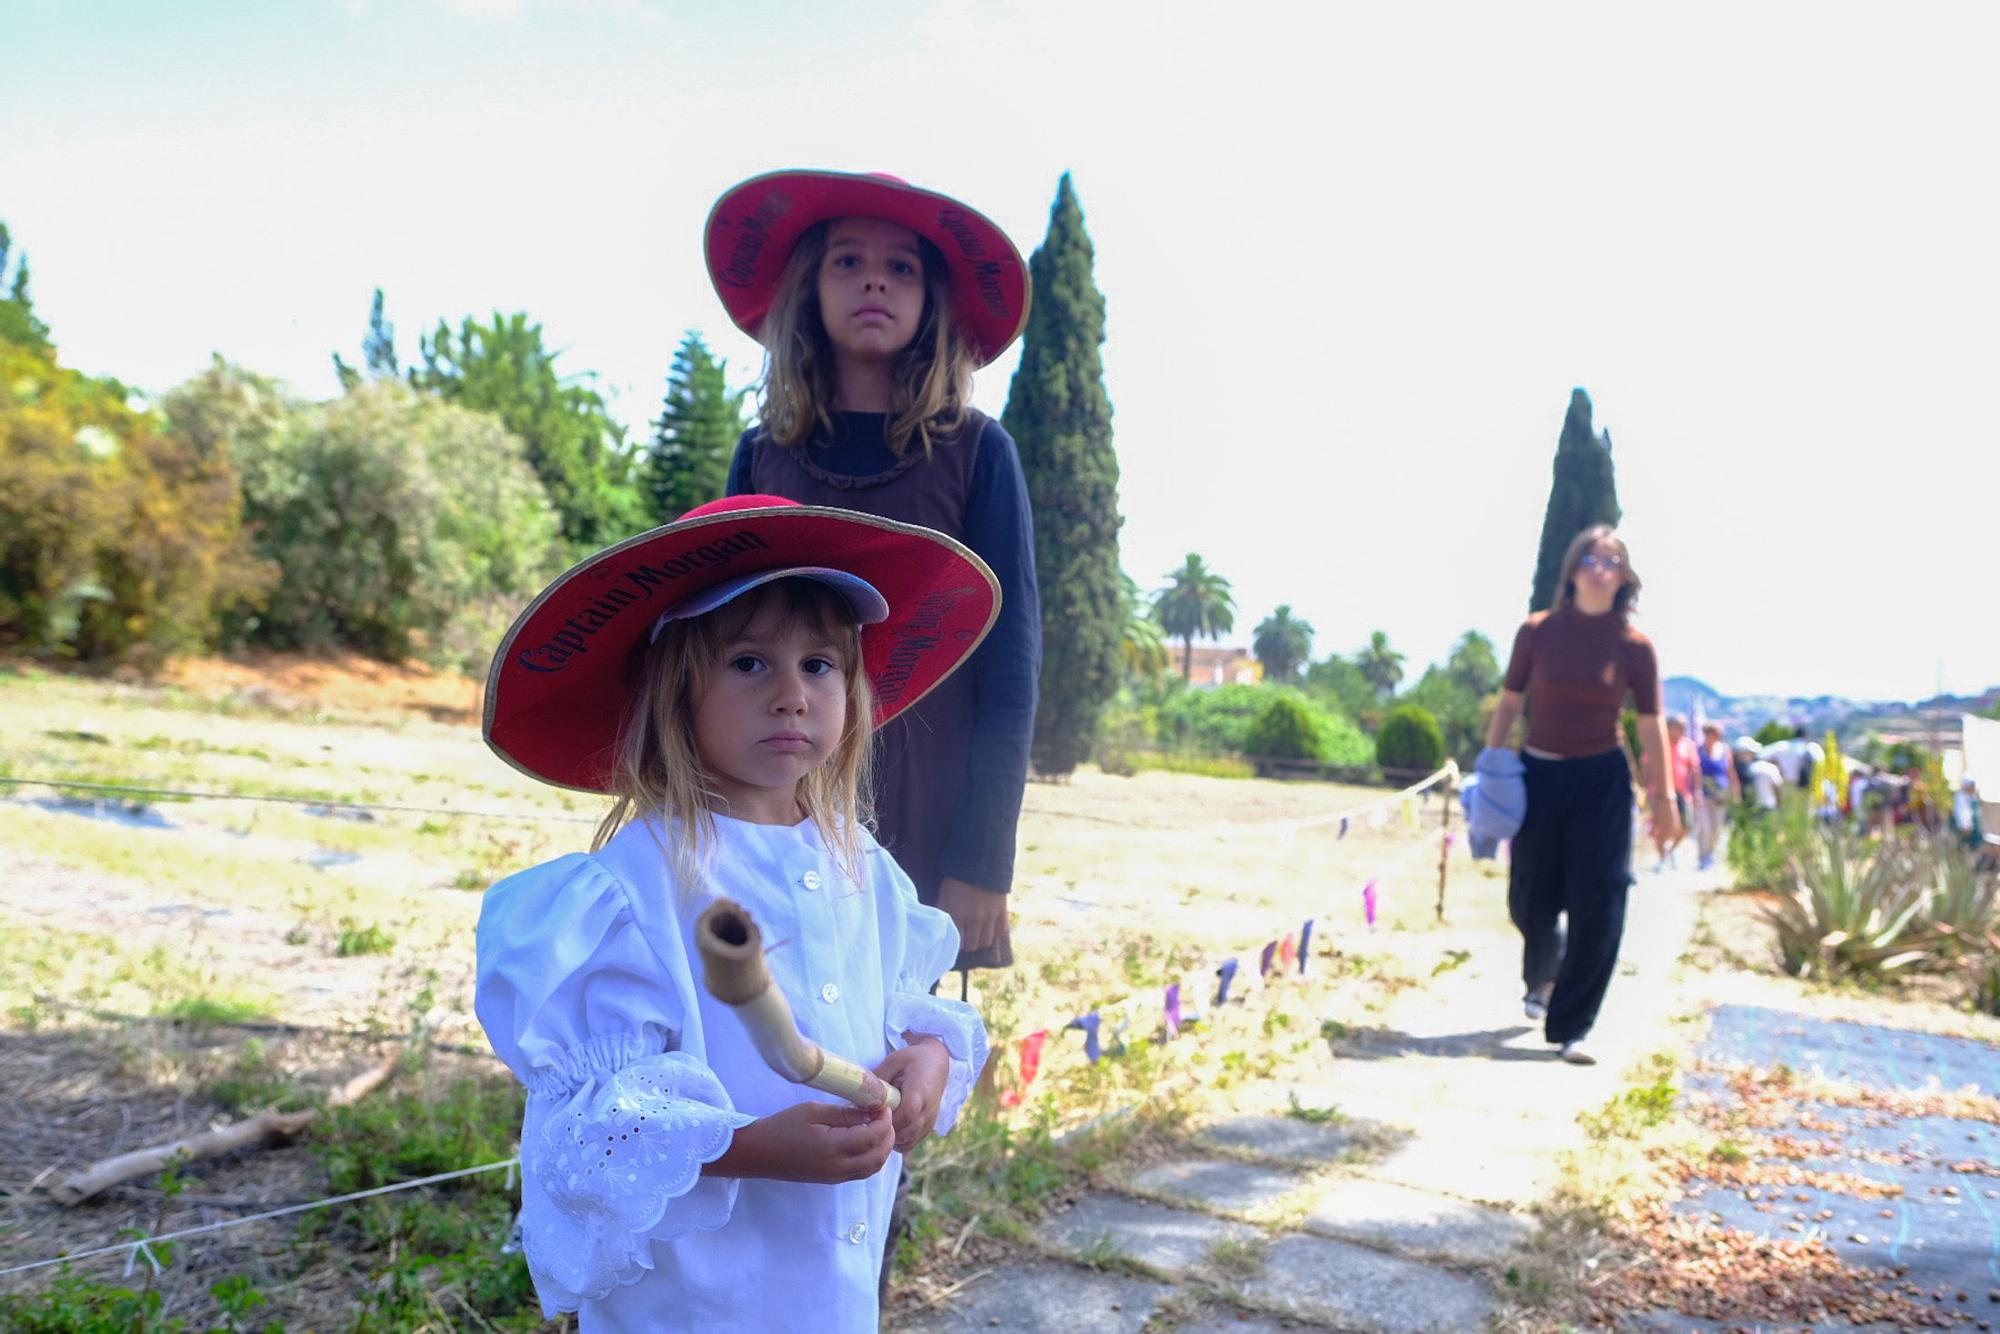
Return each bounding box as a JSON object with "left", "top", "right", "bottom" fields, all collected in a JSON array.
[
  {"left": 1911, "top": 830, "right": 2000, "bottom": 953},
  {"left": 1763, "top": 826, "right": 1939, "bottom": 978}
]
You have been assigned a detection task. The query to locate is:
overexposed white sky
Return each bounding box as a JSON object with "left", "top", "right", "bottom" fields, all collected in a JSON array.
[{"left": 6, "top": 0, "right": 1995, "bottom": 701}]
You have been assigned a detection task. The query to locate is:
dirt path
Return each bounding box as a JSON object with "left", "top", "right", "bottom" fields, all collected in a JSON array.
[{"left": 890, "top": 860, "right": 1718, "bottom": 1331}]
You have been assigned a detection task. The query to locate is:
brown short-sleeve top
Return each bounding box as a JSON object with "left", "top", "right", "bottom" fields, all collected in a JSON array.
[{"left": 1502, "top": 605, "right": 1661, "bottom": 757}]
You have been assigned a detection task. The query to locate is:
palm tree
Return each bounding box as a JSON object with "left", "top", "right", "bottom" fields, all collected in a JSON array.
[
  {"left": 1118, "top": 571, "right": 1171, "bottom": 680},
  {"left": 1152, "top": 553, "right": 1235, "bottom": 680},
  {"left": 1356, "top": 629, "right": 1405, "bottom": 699},
  {"left": 1252, "top": 605, "right": 1314, "bottom": 683}
]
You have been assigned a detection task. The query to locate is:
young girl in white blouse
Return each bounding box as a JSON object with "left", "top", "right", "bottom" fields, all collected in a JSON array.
[{"left": 476, "top": 494, "right": 995, "bottom": 1332}]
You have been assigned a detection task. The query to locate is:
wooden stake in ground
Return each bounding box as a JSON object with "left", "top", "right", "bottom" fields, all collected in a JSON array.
[{"left": 48, "top": 1046, "right": 401, "bottom": 1206}]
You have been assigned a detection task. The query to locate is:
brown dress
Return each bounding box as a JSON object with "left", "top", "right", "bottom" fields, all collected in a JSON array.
[{"left": 744, "top": 410, "right": 1015, "bottom": 969}]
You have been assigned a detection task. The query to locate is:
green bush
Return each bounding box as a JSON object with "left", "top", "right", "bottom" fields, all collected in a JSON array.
[
  {"left": 1157, "top": 684, "right": 1372, "bottom": 767},
  {"left": 1244, "top": 693, "right": 1322, "bottom": 760},
  {"left": 1726, "top": 792, "right": 1815, "bottom": 891},
  {"left": 1375, "top": 704, "right": 1446, "bottom": 771},
  {"left": 230, "top": 381, "right": 564, "bottom": 668},
  {"left": 1157, "top": 682, "right": 1273, "bottom": 755}
]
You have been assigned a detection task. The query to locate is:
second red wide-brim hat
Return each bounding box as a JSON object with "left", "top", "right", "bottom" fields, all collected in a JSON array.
[{"left": 705, "top": 169, "right": 1031, "bottom": 367}]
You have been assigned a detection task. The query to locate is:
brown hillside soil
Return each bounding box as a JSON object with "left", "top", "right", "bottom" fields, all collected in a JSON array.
[{"left": 160, "top": 651, "right": 482, "bottom": 722}]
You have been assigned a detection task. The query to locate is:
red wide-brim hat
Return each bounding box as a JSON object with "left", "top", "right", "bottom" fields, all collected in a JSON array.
[
  {"left": 484, "top": 495, "right": 1000, "bottom": 793},
  {"left": 705, "top": 169, "right": 1031, "bottom": 368}
]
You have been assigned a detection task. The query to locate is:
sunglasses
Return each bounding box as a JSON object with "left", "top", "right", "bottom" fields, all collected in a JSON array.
[{"left": 1578, "top": 553, "right": 1625, "bottom": 574}]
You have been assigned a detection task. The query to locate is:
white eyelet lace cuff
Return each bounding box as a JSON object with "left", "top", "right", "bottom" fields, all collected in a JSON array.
[
  {"left": 520, "top": 1048, "right": 755, "bottom": 1311},
  {"left": 884, "top": 993, "right": 989, "bottom": 1136}
]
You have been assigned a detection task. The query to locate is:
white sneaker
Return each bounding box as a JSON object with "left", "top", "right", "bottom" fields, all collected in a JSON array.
[
  {"left": 1523, "top": 993, "right": 1548, "bottom": 1022},
  {"left": 1558, "top": 1041, "right": 1596, "bottom": 1066}
]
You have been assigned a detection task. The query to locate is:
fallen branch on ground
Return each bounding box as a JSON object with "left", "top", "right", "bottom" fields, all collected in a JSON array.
[{"left": 47, "top": 1046, "right": 401, "bottom": 1206}]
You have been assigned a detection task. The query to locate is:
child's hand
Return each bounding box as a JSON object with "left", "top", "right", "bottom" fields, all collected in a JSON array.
[
  {"left": 711, "top": 1101, "right": 895, "bottom": 1184},
  {"left": 875, "top": 1035, "right": 951, "bottom": 1152}
]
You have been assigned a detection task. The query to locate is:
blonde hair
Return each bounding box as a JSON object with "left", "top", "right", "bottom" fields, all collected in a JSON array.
[
  {"left": 592, "top": 579, "right": 876, "bottom": 891},
  {"left": 1553, "top": 523, "right": 1643, "bottom": 615},
  {"left": 755, "top": 219, "right": 980, "bottom": 458}
]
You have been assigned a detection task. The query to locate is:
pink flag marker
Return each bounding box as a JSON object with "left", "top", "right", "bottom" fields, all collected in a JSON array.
[{"left": 1362, "top": 879, "right": 1378, "bottom": 928}]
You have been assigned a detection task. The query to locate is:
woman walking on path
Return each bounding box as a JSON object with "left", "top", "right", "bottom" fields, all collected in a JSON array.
[
  {"left": 707, "top": 170, "right": 1041, "bottom": 979},
  {"left": 1483, "top": 525, "right": 1681, "bottom": 1066}
]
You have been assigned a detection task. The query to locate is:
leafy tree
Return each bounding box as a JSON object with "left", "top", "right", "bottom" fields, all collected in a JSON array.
[
  {"left": 411, "top": 311, "right": 643, "bottom": 549},
  {"left": 1303, "top": 654, "right": 1378, "bottom": 729},
  {"left": 1355, "top": 630, "right": 1405, "bottom": 699},
  {"left": 1004, "top": 174, "right": 1125, "bottom": 778},
  {"left": 1376, "top": 703, "right": 1447, "bottom": 771},
  {"left": 0, "top": 337, "right": 272, "bottom": 658},
  {"left": 1529, "top": 388, "right": 1622, "bottom": 613},
  {"left": 1402, "top": 665, "right": 1487, "bottom": 767},
  {"left": 1117, "top": 570, "right": 1170, "bottom": 680},
  {"left": 0, "top": 222, "right": 51, "bottom": 352},
  {"left": 231, "top": 382, "right": 563, "bottom": 665},
  {"left": 644, "top": 331, "right": 747, "bottom": 524},
  {"left": 1447, "top": 629, "right": 1501, "bottom": 698},
  {"left": 1252, "top": 605, "right": 1314, "bottom": 683},
  {"left": 1152, "top": 553, "right": 1235, "bottom": 680}
]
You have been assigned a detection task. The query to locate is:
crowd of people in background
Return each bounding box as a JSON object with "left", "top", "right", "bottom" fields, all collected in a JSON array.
[{"left": 1651, "top": 718, "right": 1992, "bottom": 873}]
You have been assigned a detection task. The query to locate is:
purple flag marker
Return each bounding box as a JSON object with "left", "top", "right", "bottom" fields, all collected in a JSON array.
[
  {"left": 1164, "top": 983, "right": 1181, "bottom": 1039},
  {"left": 1298, "top": 919, "right": 1314, "bottom": 972},
  {"left": 1258, "top": 941, "right": 1277, "bottom": 978},
  {"left": 1067, "top": 1012, "right": 1102, "bottom": 1063},
  {"left": 1215, "top": 958, "right": 1239, "bottom": 1006},
  {"left": 1363, "top": 879, "right": 1378, "bottom": 928}
]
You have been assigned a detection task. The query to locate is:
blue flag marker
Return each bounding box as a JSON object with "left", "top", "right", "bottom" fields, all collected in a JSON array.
[
  {"left": 1067, "top": 1013, "right": 1102, "bottom": 1063},
  {"left": 1298, "top": 919, "right": 1314, "bottom": 973},
  {"left": 1215, "top": 958, "right": 1239, "bottom": 1006},
  {"left": 1338, "top": 816, "right": 1349, "bottom": 839}
]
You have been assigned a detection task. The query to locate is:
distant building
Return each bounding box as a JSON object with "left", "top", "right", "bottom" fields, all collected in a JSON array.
[{"left": 1182, "top": 646, "right": 1261, "bottom": 689}]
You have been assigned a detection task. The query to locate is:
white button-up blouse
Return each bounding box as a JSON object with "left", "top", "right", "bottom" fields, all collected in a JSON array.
[{"left": 475, "top": 812, "right": 987, "bottom": 1332}]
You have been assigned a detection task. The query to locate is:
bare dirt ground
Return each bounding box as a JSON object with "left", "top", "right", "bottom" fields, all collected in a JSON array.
[{"left": 0, "top": 653, "right": 1483, "bottom": 1328}]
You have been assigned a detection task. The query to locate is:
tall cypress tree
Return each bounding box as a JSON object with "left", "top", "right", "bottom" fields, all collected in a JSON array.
[
  {"left": 645, "top": 332, "right": 746, "bottom": 522},
  {"left": 1529, "top": 388, "right": 1623, "bottom": 613},
  {"left": 1002, "top": 173, "right": 1123, "bottom": 778}
]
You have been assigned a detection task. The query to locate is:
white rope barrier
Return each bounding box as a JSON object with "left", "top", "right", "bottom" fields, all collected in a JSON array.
[
  {"left": 0, "top": 775, "right": 597, "bottom": 824},
  {"left": 0, "top": 1158, "right": 520, "bottom": 1281}
]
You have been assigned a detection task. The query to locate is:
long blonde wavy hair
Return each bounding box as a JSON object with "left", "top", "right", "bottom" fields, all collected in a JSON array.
[
  {"left": 592, "top": 578, "right": 876, "bottom": 891},
  {"left": 755, "top": 219, "right": 980, "bottom": 458}
]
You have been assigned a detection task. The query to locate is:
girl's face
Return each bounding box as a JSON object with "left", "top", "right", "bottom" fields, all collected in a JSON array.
[
  {"left": 691, "top": 601, "right": 851, "bottom": 825},
  {"left": 816, "top": 217, "right": 926, "bottom": 364}
]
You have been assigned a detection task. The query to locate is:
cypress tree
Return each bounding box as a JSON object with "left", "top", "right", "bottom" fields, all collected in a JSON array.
[
  {"left": 645, "top": 332, "right": 746, "bottom": 522},
  {"left": 1528, "top": 388, "right": 1623, "bottom": 613},
  {"left": 1002, "top": 174, "right": 1123, "bottom": 778}
]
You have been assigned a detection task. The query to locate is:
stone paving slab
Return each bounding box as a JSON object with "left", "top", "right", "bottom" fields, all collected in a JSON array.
[
  {"left": 1360, "top": 1133, "right": 1554, "bottom": 1208},
  {"left": 1035, "top": 1191, "right": 1262, "bottom": 1278},
  {"left": 1123, "top": 1156, "right": 1308, "bottom": 1215},
  {"left": 1191, "top": 1111, "right": 1380, "bottom": 1164},
  {"left": 1236, "top": 1232, "right": 1496, "bottom": 1332},
  {"left": 1171, "top": 1314, "right": 1309, "bottom": 1333},
  {"left": 1303, "top": 1176, "right": 1535, "bottom": 1265},
  {"left": 894, "top": 1260, "right": 1171, "bottom": 1333}
]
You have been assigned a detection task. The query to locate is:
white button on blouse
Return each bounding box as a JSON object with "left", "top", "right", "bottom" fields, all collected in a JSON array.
[
  {"left": 801, "top": 870, "right": 823, "bottom": 891},
  {"left": 846, "top": 1222, "right": 868, "bottom": 1244},
  {"left": 820, "top": 982, "right": 840, "bottom": 1004}
]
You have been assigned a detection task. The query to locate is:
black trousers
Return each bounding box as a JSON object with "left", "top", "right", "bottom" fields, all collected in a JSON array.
[{"left": 1508, "top": 749, "right": 1634, "bottom": 1045}]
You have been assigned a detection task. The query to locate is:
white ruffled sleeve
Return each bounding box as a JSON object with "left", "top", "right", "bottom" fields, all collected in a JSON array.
[
  {"left": 881, "top": 864, "right": 990, "bottom": 1137},
  {"left": 475, "top": 855, "right": 755, "bottom": 1316}
]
